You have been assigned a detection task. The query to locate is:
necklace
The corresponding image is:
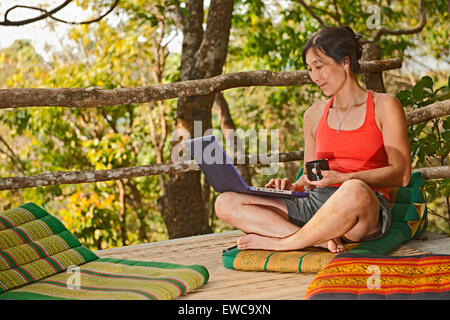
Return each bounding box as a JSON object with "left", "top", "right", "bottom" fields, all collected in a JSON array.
[{"left": 332, "top": 99, "right": 366, "bottom": 134}]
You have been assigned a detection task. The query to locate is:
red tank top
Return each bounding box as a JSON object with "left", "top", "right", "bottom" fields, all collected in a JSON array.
[{"left": 315, "top": 90, "right": 390, "bottom": 200}]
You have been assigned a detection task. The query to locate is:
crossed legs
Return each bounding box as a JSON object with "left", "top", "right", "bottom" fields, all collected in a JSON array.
[{"left": 214, "top": 179, "right": 381, "bottom": 252}]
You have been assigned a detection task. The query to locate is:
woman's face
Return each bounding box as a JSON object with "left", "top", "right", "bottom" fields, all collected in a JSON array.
[{"left": 305, "top": 48, "right": 349, "bottom": 96}]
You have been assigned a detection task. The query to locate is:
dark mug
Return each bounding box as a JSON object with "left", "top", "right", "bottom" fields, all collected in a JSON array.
[{"left": 305, "top": 159, "right": 330, "bottom": 181}]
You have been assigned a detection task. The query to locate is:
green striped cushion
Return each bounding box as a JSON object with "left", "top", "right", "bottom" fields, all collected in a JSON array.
[
  {"left": 0, "top": 203, "right": 98, "bottom": 292},
  {"left": 0, "top": 258, "right": 209, "bottom": 300},
  {"left": 0, "top": 203, "right": 210, "bottom": 300}
]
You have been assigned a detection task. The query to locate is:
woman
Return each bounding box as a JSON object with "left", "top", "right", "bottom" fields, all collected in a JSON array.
[{"left": 214, "top": 26, "right": 411, "bottom": 253}]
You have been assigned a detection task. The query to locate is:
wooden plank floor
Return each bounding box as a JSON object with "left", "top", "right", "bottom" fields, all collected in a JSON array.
[{"left": 94, "top": 230, "right": 450, "bottom": 300}]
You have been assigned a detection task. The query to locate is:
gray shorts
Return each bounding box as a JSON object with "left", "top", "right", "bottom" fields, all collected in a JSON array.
[{"left": 283, "top": 187, "right": 391, "bottom": 242}]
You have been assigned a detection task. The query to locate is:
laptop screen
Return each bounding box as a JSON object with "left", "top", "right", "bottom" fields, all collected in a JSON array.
[{"left": 184, "top": 135, "right": 249, "bottom": 193}]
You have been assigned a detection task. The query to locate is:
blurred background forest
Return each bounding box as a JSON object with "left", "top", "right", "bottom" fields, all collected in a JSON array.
[{"left": 0, "top": 0, "right": 448, "bottom": 250}]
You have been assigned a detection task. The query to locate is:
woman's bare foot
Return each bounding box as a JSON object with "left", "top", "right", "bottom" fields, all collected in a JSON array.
[
  {"left": 237, "top": 233, "right": 285, "bottom": 251},
  {"left": 237, "top": 233, "right": 346, "bottom": 253},
  {"left": 315, "top": 238, "right": 345, "bottom": 253}
]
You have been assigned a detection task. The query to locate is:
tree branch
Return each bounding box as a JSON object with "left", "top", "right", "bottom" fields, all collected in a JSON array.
[
  {"left": 48, "top": 0, "right": 119, "bottom": 25},
  {"left": 332, "top": 0, "right": 341, "bottom": 23},
  {"left": 0, "top": 162, "right": 447, "bottom": 191},
  {"left": 427, "top": 208, "right": 449, "bottom": 223},
  {"left": 0, "top": 134, "right": 26, "bottom": 174},
  {"left": 297, "top": 0, "right": 327, "bottom": 27},
  {"left": 428, "top": 218, "right": 450, "bottom": 236},
  {"left": 372, "top": 0, "right": 427, "bottom": 42},
  {"left": 300, "top": 1, "right": 341, "bottom": 24},
  {"left": 412, "top": 166, "right": 450, "bottom": 181},
  {"left": 100, "top": 110, "right": 119, "bottom": 134},
  {"left": 0, "top": 0, "right": 119, "bottom": 26},
  {"left": 0, "top": 147, "right": 25, "bottom": 174},
  {"left": 1, "top": 97, "right": 449, "bottom": 191},
  {"left": 405, "top": 99, "right": 450, "bottom": 126},
  {"left": 1, "top": 1, "right": 72, "bottom": 26},
  {"left": 170, "top": 0, "right": 186, "bottom": 32},
  {"left": 0, "top": 58, "right": 401, "bottom": 109}
]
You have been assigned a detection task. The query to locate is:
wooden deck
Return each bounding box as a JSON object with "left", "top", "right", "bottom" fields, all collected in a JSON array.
[{"left": 95, "top": 230, "right": 450, "bottom": 300}]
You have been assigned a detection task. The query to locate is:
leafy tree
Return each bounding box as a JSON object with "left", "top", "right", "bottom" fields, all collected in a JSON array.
[
  {"left": 0, "top": 0, "right": 448, "bottom": 247},
  {"left": 0, "top": 3, "right": 176, "bottom": 248},
  {"left": 397, "top": 75, "right": 450, "bottom": 235}
]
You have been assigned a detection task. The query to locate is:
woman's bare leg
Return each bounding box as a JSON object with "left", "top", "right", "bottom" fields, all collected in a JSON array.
[
  {"left": 236, "top": 179, "right": 381, "bottom": 251},
  {"left": 214, "top": 191, "right": 344, "bottom": 252},
  {"left": 214, "top": 192, "right": 299, "bottom": 238}
]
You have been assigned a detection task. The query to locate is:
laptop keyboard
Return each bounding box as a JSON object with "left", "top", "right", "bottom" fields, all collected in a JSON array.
[{"left": 251, "top": 186, "right": 293, "bottom": 194}]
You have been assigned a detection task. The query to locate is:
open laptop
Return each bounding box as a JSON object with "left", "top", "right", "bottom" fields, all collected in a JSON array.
[{"left": 184, "top": 135, "right": 308, "bottom": 199}]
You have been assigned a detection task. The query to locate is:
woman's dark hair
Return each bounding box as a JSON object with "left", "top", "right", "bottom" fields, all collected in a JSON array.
[{"left": 301, "top": 26, "right": 363, "bottom": 74}]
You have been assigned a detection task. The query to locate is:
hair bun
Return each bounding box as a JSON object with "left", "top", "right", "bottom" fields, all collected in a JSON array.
[
  {"left": 342, "top": 25, "right": 355, "bottom": 34},
  {"left": 302, "top": 26, "right": 364, "bottom": 74}
]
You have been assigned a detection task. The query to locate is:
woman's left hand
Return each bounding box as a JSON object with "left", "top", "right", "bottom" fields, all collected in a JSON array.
[{"left": 304, "top": 170, "right": 345, "bottom": 189}]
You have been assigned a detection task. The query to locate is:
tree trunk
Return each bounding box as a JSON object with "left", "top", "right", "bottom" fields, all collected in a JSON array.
[
  {"left": 159, "top": 0, "right": 234, "bottom": 239},
  {"left": 362, "top": 43, "right": 386, "bottom": 93},
  {"left": 214, "top": 92, "right": 252, "bottom": 186}
]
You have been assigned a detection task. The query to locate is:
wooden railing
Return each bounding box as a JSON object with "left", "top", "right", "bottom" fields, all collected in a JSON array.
[
  {"left": 0, "top": 57, "right": 449, "bottom": 191},
  {"left": 0, "top": 98, "right": 448, "bottom": 191}
]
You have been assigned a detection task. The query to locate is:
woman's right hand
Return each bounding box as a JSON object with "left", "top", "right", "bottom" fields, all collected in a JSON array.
[
  {"left": 265, "top": 177, "right": 307, "bottom": 191},
  {"left": 265, "top": 178, "right": 292, "bottom": 190},
  {"left": 265, "top": 174, "right": 314, "bottom": 192}
]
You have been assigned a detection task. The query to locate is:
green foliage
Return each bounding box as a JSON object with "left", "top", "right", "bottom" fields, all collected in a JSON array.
[
  {"left": 397, "top": 75, "right": 450, "bottom": 234},
  {"left": 0, "top": 40, "right": 45, "bottom": 87},
  {"left": 59, "top": 185, "right": 121, "bottom": 249},
  {"left": 232, "top": 0, "right": 448, "bottom": 72},
  {"left": 0, "top": 1, "right": 179, "bottom": 250},
  {"left": 0, "top": 0, "right": 448, "bottom": 245}
]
